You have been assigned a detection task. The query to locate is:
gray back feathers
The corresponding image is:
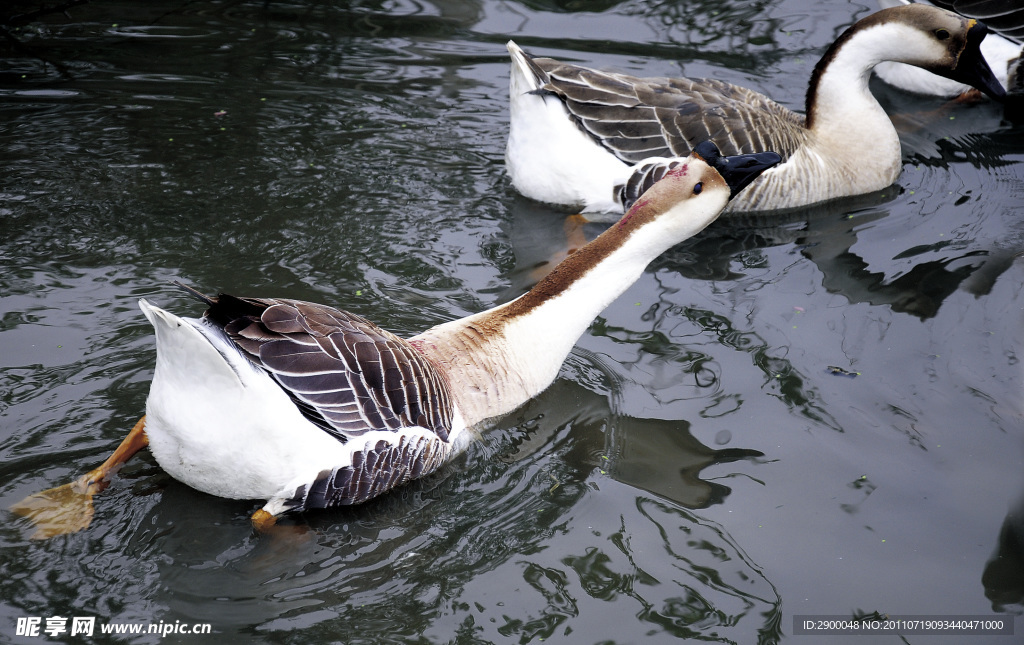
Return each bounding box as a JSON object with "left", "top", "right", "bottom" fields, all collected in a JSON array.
[{"left": 526, "top": 54, "right": 809, "bottom": 165}]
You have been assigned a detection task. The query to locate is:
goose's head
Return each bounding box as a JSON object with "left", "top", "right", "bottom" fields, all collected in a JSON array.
[
  {"left": 860, "top": 5, "right": 1006, "bottom": 101},
  {"left": 619, "top": 142, "right": 781, "bottom": 242},
  {"left": 501, "top": 142, "right": 779, "bottom": 324}
]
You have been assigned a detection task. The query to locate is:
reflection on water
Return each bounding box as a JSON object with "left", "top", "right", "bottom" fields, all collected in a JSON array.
[
  {"left": 983, "top": 493, "right": 1024, "bottom": 614},
  {"left": 0, "top": 378, "right": 779, "bottom": 642},
  {"left": 2, "top": 0, "right": 1024, "bottom": 643},
  {"left": 648, "top": 184, "right": 1020, "bottom": 320}
]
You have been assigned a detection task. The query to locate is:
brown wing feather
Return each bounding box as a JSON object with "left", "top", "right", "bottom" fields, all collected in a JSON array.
[
  {"left": 530, "top": 55, "right": 808, "bottom": 164},
  {"left": 200, "top": 294, "right": 453, "bottom": 443}
]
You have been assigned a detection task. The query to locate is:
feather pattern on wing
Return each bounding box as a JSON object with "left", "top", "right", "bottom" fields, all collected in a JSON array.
[
  {"left": 528, "top": 56, "right": 809, "bottom": 165},
  {"left": 199, "top": 293, "right": 454, "bottom": 443},
  {"left": 618, "top": 158, "right": 687, "bottom": 211},
  {"left": 287, "top": 434, "right": 451, "bottom": 509}
]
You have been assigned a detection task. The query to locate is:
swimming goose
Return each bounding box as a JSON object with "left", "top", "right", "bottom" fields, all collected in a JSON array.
[
  {"left": 506, "top": 4, "right": 1006, "bottom": 214},
  {"left": 874, "top": 0, "right": 1022, "bottom": 99},
  {"left": 11, "top": 142, "right": 781, "bottom": 538}
]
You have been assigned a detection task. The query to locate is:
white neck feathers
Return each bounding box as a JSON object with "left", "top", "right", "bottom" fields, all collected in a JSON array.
[
  {"left": 800, "top": 18, "right": 930, "bottom": 196},
  {"left": 809, "top": 22, "right": 914, "bottom": 135},
  {"left": 410, "top": 165, "right": 728, "bottom": 427}
]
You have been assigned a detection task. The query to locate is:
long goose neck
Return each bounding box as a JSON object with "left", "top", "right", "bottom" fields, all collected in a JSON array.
[
  {"left": 800, "top": 14, "right": 907, "bottom": 191},
  {"left": 805, "top": 15, "right": 896, "bottom": 135},
  {"left": 503, "top": 210, "right": 672, "bottom": 321},
  {"left": 410, "top": 190, "right": 718, "bottom": 428}
]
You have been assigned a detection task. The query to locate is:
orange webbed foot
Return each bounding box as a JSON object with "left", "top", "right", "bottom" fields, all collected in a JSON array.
[
  {"left": 250, "top": 508, "right": 311, "bottom": 546},
  {"left": 251, "top": 509, "right": 278, "bottom": 533},
  {"left": 10, "top": 416, "right": 148, "bottom": 539},
  {"left": 10, "top": 475, "right": 102, "bottom": 539}
]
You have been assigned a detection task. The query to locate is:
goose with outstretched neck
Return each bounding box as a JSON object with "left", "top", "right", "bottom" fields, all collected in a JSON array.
[{"left": 11, "top": 142, "right": 780, "bottom": 539}]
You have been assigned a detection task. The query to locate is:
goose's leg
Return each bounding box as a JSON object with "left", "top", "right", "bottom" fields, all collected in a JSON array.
[
  {"left": 528, "top": 213, "right": 593, "bottom": 283},
  {"left": 564, "top": 213, "right": 590, "bottom": 252},
  {"left": 11, "top": 416, "right": 149, "bottom": 539},
  {"left": 953, "top": 88, "right": 985, "bottom": 103},
  {"left": 250, "top": 506, "right": 313, "bottom": 543},
  {"left": 250, "top": 508, "right": 278, "bottom": 532}
]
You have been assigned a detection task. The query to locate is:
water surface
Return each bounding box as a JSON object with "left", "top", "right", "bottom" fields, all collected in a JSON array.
[{"left": 1, "top": 0, "right": 1023, "bottom": 643}]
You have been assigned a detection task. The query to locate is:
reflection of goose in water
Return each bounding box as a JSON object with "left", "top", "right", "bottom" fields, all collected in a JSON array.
[
  {"left": 509, "top": 188, "right": 979, "bottom": 320},
  {"left": 504, "top": 368, "right": 764, "bottom": 510},
  {"left": 982, "top": 493, "right": 1024, "bottom": 613},
  {"left": 673, "top": 194, "right": 1023, "bottom": 319}
]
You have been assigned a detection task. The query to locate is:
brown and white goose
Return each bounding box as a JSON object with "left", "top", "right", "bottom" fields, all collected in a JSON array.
[
  {"left": 506, "top": 4, "right": 1005, "bottom": 215},
  {"left": 12, "top": 142, "right": 780, "bottom": 538}
]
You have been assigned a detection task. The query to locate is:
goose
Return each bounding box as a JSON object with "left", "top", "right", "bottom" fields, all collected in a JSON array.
[
  {"left": 874, "top": 0, "right": 1023, "bottom": 99},
  {"left": 505, "top": 4, "right": 1006, "bottom": 215},
  {"left": 11, "top": 142, "right": 781, "bottom": 539}
]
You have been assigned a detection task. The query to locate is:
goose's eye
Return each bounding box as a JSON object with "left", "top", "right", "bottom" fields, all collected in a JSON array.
[
  {"left": 935, "top": 28, "right": 950, "bottom": 40},
  {"left": 693, "top": 182, "right": 703, "bottom": 195}
]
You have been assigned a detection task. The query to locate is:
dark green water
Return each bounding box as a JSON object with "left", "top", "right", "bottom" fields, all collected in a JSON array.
[{"left": 1, "top": 1, "right": 1022, "bottom": 643}]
